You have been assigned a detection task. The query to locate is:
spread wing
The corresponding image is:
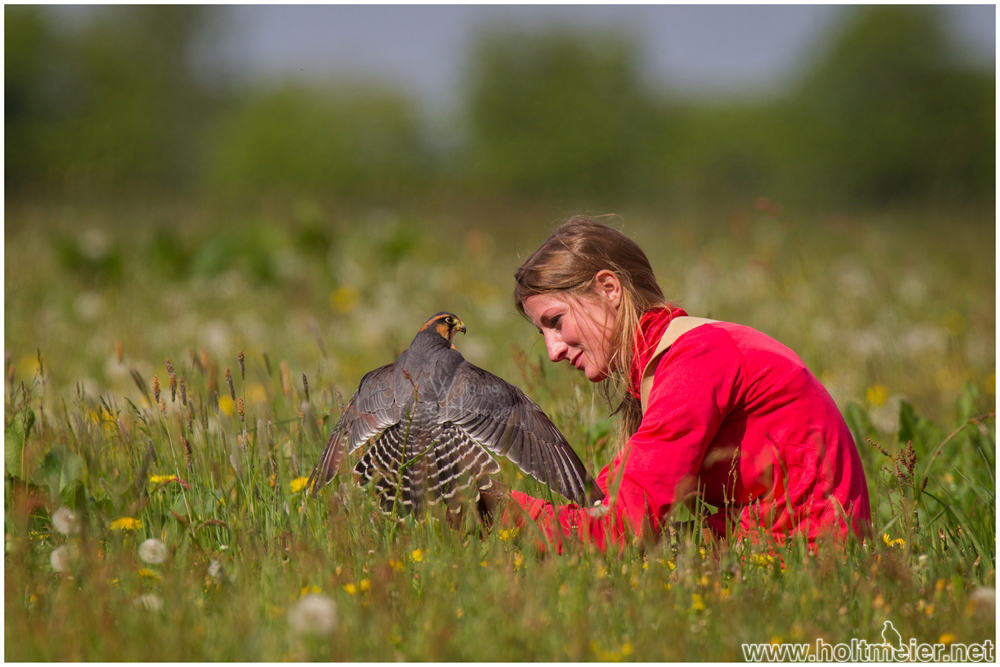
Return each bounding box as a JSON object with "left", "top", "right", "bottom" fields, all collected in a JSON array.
[
  {"left": 308, "top": 363, "right": 401, "bottom": 496},
  {"left": 439, "top": 362, "right": 604, "bottom": 506}
]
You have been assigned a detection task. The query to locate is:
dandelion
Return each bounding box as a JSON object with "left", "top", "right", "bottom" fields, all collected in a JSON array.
[
  {"left": 939, "top": 633, "right": 958, "bottom": 646},
  {"left": 882, "top": 533, "right": 905, "bottom": 548},
  {"left": 208, "top": 559, "right": 225, "bottom": 582},
  {"left": 290, "top": 477, "right": 311, "bottom": 494},
  {"left": 50, "top": 544, "right": 77, "bottom": 573},
  {"left": 331, "top": 285, "right": 359, "bottom": 314},
  {"left": 389, "top": 560, "right": 405, "bottom": 572},
  {"left": 359, "top": 579, "right": 371, "bottom": 593},
  {"left": 691, "top": 594, "right": 706, "bottom": 611},
  {"left": 138, "top": 538, "right": 168, "bottom": 565},
  {"left": 138, "top": 568, "right": 162, "bottom": 580},
  {"left": 219, "top": 395, "right": 236, "bottom": 416},
  {"left": 149, "top": 474, "right": 179, "bottom": 485},
  {"left": 410, "top": 548, "right": 424, "bottom": 563},
  {"left": 110, "top": 517, "right": 142, "bottom": 531},
  {"left": 499, "top": 529, "right": 515, "bottom": 541},
  {"left": 134, "top": 593, "right": 163, "bottom": 612},
  {"left": 343, "top": 583, "right": 358, "bottom": 595},
  {"left": 287, "top": 593, "right": 338, "bottom": 637},
  {"left": 51, "top": 507, "right": 80, "bottom": 536},
  {"left": 866, "top": 384, "right": 889, "bottom": 407}
]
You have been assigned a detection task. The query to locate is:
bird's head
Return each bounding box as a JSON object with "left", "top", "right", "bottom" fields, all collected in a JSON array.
[{"left": 420, "top": 312, "right": 466, "bottom": 345}]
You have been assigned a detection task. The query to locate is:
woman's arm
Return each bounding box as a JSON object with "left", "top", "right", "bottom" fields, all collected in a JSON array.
[{"left": 504, "top": 326, "right": 744, "bottom": 553}]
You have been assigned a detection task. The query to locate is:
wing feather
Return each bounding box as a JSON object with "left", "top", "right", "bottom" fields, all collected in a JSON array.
[
  {"left": 308, "top": 363, "right": 401, "bottom": 496},
  {"left": 439, "top": 362, "right": 603, "bottom": 506}
]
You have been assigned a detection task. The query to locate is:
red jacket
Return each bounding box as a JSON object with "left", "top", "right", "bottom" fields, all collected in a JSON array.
[{"left": 509, "top": 307, "right": 871, "bottom": 552}]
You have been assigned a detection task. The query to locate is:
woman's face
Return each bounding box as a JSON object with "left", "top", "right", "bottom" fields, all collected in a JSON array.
[{"left": 522, "top": 272, "right": 621, "bottom": 382}]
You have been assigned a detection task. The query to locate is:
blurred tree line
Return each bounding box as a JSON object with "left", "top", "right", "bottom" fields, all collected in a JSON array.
[{"left": 5, "top": 5, "right": 994, "bottom": 211}]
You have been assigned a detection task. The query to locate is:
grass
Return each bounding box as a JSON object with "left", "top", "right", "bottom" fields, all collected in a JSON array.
[{"left": 4, "top": 197, "right": 995, "bottom": 660}]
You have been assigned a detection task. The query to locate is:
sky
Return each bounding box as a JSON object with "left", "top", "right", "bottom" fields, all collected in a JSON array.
[{"left": 210, "top": 4, "right": 996, "bottom": 108}]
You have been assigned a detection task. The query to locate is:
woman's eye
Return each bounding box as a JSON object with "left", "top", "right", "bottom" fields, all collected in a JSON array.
[{"left": 550, "top": 315, "right": 561, "bottom": 328}]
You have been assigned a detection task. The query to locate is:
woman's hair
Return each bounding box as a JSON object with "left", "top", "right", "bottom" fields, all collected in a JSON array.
[{"left": 514, "top": 216, "right": 669, "bottom": 440}]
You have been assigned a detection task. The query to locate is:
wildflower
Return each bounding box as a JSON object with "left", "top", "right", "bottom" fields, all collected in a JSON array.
[
  {"left": 499, "top": 529, "right": 514, "bottom": 541},
  {"left": 138, "top": 538, "right": 168, "bottom": 564},
  {"left": 110, "top": 517, "right": 142, "bottom": 531},
  {"left": 691, "top": 594, "right": 706, "bottom": 611},
  {"left": 287, "top": 593, "right": 338, "bottom": 637},
  {"left": 135, "top": 594, "right": 163, "bottom": 612},
  {"left": 359, "top": 579, "right": 371, "bottom": 593},
  {"left": 331, "top": 285, "right": 359, "bottom": 314},
  {"left": 290, "top": 477, "right": 311, "bottom": 494},
  {"left": 343, "top": 583, "right": 358, "bottom": 595},
  {"left": 208, "top": 559, "right": 225, "bottom": 582},
  {"left": 219, "top": 396, "right": 236, "bottom": 417},
  {"left": 750, "top": 553, "right": 775, "bottom": 567},
  {"left": 882, "top": 533, "right": 905, "bottom": 548},
  {"left": 138, "top": 568, "right": 162, "bottom": 580},
  {"left": 51, "top": 507, "right": 80, "bottom": 536},
  {"left": 389, "top": 560, "right": 405, "bottom": 572},
  {"left": 866, "top": 384, "right": 889, "bottom": 407},
  {"left": 50, "top": 544, "right": 78, "bottom": 573},
  {"left": 149, "top": 474, "right": 178, "bottom": 485},
  {"left": 411, "top": 548, "right": 424, "bottom": 563},
  {"left": 939, "top": 633, "right": 958, "bottom": 646}
]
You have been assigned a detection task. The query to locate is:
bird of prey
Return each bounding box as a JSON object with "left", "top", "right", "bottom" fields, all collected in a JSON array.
[{"left": 307, "top": 312, "right": 603, "bottom": 520}]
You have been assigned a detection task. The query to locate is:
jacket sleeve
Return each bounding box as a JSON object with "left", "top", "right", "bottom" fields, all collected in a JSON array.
[{"left": 505, "top": 326, "right": 744, "bottom": 553}]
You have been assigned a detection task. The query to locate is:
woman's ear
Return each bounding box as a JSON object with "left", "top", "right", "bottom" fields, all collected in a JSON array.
[{"left": 594, "top": 270, "right": 622, "bottom": 310}]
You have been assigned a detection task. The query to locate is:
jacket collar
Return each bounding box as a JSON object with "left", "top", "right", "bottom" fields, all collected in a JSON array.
[{"left": 628, "top": 306, "right": 687, "bottom": 398}]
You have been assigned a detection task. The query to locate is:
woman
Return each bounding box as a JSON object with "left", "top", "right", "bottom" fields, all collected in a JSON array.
[{"left": 500, "top": 216, "right": 871, "bottom": 552}]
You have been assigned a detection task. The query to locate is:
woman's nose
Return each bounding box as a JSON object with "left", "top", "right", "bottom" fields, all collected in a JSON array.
[{"left": 544, "top": 331, "right": 568, "bottom": 362}]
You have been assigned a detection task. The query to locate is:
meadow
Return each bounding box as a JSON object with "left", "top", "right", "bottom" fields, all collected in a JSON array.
[{"left": 4, "top": 198, "right": 995, "bottom": 660}]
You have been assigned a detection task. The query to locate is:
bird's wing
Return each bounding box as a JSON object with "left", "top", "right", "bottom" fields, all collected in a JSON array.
[
  {"left": 308, "top": 363, "right": 401, "bottom": 496},
  {"left": 439, "top": 362, "right": 604, "bottom": 506}
]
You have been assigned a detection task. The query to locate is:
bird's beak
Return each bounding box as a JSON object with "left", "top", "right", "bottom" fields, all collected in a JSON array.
[{"left": 454, "top": 319, "right": 466, "bottom": 335}]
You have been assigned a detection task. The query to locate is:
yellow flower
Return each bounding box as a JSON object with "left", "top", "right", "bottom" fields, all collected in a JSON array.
[
  {"left": 666, "top": 560, "right": 676, "bottom": 571},
  {"left": 410, "top": 548, "right": 423, "bottom": 563},
  {"left": 882, "top": 533, "right": 905, "bottom": 548},
  {"left": 939, "top": 633, "right": 957, "bottom": 645},
  {"left": 149, "top": 474, "right": 178, "bottom": 485},
  {"left": 699, "top": 547, "right": 707, "bottom": 560},
  {"left": 330, "top": 285, "right": 359, "bottom": 314},
  {"left": 389, "top": 560, "right": 405, "bottom": 572},
  {"left": 218, "top": 396, "right": 236, "bottom": 417},
  {"left": 691, "top": 594, "right": 706, "bottom": 611},
  {"left": 751, "top": 553, "right": 775, "bottom": 567},
  {"left": 456, "top": 607, "right": 464, "bottom": 619},
  {"left": 110, "top": 517, "right": 142, "bottom": 531},
  {"left": 866, "top": 384, "right": 889, "bottom": 407},
  {"left": 359, "top": 579, "right": 371, "bottom": 593},
  {"left": 290, "top": 477, "right": 311, "bottom": 494},
  {"left": 498, "top": 529, "right": 515, "bottom": 541},
  {"left": 343, "top": 583, "right": 357, "bottom": 595},
  {"left": 137, "top": 568, "right": 161, "bottom": 580},
  {"left": 513, "top": 552, "right": 524, "bottom": 570},
  {"left": 770, "top": 636, "right": 783, "bottom": 645}
]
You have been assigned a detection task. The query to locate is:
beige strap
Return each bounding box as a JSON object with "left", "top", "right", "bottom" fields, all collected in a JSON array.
[{"left": 639, "top": 316, "right": 718, "bottom": 412}]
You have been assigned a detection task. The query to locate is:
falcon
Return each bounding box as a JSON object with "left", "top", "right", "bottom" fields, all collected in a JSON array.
[{"left": 307, "top": 312, "right": 604, "bottom": 519}]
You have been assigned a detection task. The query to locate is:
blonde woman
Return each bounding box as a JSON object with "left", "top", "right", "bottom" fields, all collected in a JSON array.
[{"left": 500, "top": 216, "right": 870, "bottom": 552}]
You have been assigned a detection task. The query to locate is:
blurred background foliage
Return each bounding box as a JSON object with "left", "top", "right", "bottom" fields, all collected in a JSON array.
[{"left": 5, "top": 4, "right": 994, "bottom": 212}]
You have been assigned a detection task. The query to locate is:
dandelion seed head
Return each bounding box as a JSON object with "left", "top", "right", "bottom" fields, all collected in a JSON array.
[
  {"left": 139, "top": 538, "right": 168, "bottom": 564},
  {"left": 50, "top": 544, "right": 77, "bottom": 573},
  {"left": 287, "top": 594, "right": 338, "bottom": 637},
  {"left": 208, "top": 559, "right": 225, "bottom": 582},
  {"left": 52, "top": 507, "right": 80, "bottom": 536}
]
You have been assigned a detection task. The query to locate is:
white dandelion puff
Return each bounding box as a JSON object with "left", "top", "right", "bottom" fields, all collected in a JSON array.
[
  {"left": 208, "top": 559, "right": 225, "bottom": 582},
  {"left": 50, "top": 544, "right": 78, "bottom": 573},
  {"left": 288, "top": 594, "right": 338, "bottom": 637},
  {"left": 138, "top": 538, "right": 168, "bottom": 565},
  {"left": 52, "top": 507, "right": 80, "bottom": 536},
  {"left": 134, "top": 594, "right": 164, "bottom": 612}
]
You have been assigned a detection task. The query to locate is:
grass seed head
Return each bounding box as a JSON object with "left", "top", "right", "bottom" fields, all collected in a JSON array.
[
  {"left": 237, "top": 397, "right": 245, "bottom": 421},
  {"left": 152, "top": 375, "right": 161, "bottom": 404},
  {"left": 280, "top": 361, "right": 292, "bottom": 399},
  {"left": 237, "top": 350, "right": 245, "bottom": 381},
  {"left": 225, "top": 368, "right": 236, "bottom": 402},
  {"left": 302, "top": 372, "right": 310, "bottom": 402},
  {"left": 179, "top": 377, "right": 187, "bottom": 408}
]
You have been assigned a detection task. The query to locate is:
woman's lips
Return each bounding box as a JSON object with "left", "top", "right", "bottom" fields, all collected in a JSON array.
[{"left": 572, "top": 353, "right": 583, "bottom": 370}]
